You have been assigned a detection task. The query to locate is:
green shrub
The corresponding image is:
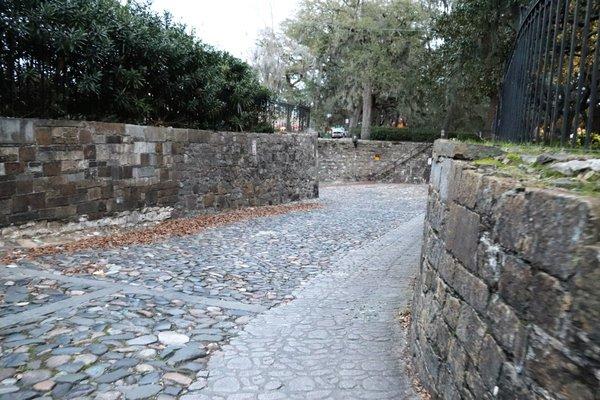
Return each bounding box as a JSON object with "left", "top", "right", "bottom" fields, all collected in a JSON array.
[
  {"left": 0, "top": 0, "right": 271, "bottom": 131},
  {"left": 349, "top": 127, "right": 439, "bottom": 142},
  {"left": 348, "top": 127, "right": 483, "bottom": 142}
]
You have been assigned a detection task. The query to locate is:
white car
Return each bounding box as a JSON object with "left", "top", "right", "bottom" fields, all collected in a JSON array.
[{"left": 331, "top": 127, "right": 347, "bottom": 138}]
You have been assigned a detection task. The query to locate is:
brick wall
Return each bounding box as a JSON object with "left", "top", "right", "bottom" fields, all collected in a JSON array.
[
  {"left": 317, "top": 138, "right": 431, "bottom": 183},
  {"left": 0, "top": 118, "right": 318, "bottom": 227},
  {"left": 410, "top": 140, "right": 600, "bottom": 399}
]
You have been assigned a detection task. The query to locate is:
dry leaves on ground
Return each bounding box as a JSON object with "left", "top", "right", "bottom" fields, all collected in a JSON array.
[{"left": 1, "top": 202, "right": 322, "bottom": 264}]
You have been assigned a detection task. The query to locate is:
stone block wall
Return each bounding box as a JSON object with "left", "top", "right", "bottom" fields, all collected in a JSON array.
[
  {"left": 317, "top": 138, "right": 431, "bottom": 183},
  {"left": 410, "top": 140, "right": 600, "bottom": 399},
  {"left": 0, "top": 118, "right": 318, "bottom": 227}
]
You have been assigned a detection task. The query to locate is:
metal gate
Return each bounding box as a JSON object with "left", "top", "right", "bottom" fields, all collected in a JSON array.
[{"left": 494, "top": 0, "right": 600, "bottom": 147}]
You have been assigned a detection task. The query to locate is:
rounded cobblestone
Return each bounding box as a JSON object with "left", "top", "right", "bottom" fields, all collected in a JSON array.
[{"left": 0, "top": 184, "right": 426, "bottom": 399}]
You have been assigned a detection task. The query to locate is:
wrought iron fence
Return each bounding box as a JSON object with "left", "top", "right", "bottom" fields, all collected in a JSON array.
[
  {"left": 268, "top": 101, "right": 311, "bottom": 133},
  {"left": 494, "top": 0, "right": 600, "bottom": 147}
]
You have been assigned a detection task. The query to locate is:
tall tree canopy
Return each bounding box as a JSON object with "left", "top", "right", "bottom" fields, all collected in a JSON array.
[
  {"left": 0, "top": 0, "right": 271, "bottom": 131},
  {"left": 253, "top": 0, "right": 526, "bottom": 136}
]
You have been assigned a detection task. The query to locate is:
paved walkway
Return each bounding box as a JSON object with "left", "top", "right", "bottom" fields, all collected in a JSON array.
[
  {"left": 200, "top": 216, "right": 424, "bottom": 400},
  {"left": 0, "top": 184, "right": 426, "bottom": 400}
]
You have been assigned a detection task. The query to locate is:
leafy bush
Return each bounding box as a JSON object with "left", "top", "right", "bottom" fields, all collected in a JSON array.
[
  {"left": 0, "top": 0, "right": 271, "bottom": 131},
  {"left": 349, "top": 127, "right": 483, "bottom": 143},
  {"left": 350, "top": 127, "right": 439, "bottom": 142}
]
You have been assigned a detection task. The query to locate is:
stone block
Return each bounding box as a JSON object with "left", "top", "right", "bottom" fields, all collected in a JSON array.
[
  {"left": 498, "top": 254, "right": 532, "bottom": 316},
  {"left": 422, "top": 229, "right": 445, "bottom": 270},
  {"left": 51, "top": 126, "right": 79, "bottom": 144},
  {"left": 445, "top": 202, "right": 480, "bottom": 272},
  {"left": 486, "top": 295, "right": 527, "bottom": 360},
  {"left": 464, "top": 364, "right": 488, "bottom": 400},
  {"left": 496, "top": 362, "right": 533, "bottom": 400},
  {"left": 433, "top": 139, "right": 504, "bottom": 160},
  {"left": 83, "top": 145, "right": 96, "bottom": 160},
  {"left": 528, "top": 272, "right": 571, "bottom": 337},
  {"left": 449, "top": 167, "right": 481, "bottom": 209},
  {"left": 42, "top": 161, "right": 61, "bottom": 176},
  {"left": 570, "top": 245, "right": 600, "bottom": 351},
  {"left": 78, "top": 128, "right": 93, "bottom": 144},
  {"left": 35, "top": 127, "right": 52, "bottom": 145},
  {"left": 125, "top": 124, "right": 146, "bottom": 139},
  {"left": 18, "top": 146, "right": 36, "bottom": 162},
  {"left": 452, "top": 262, "right": 489, "bottom": 315},
  {"left": 442, "top": 294, "right": 462, "bottom": 330},
  {"left": 4, "top": 162, "right": 24, "bottom": 175},
  {"left": 437, "top": 250, "right": 457, "bottom": 288},
  {"left": 430, "top": 157, "right": 454, "bottom": 201},
  {"left": 0, "top": 147, "right": 19, "bottom": 163},
  {"left": 437, "top": 367, "right": 461, "bottom": 400},
  {"left": 456, "top": 304, "right": 486, "bottom": 357},
  {"left": 493, "top": 188, "right": 599, "bottom": 279},
  {"left": 133, "top": 166, "right": 155, "bottom": 179},
  {"left": 477, "top": 334, "right": 505, "bottom": 390},
  {"left": 0, "top": 118, "right": 34, "bottom": 143},
  {"left": 447, "top": 338, "right": 467, "bottom": 384},
  {"left": 426, "top": 190, "right": 445, "bottom": 234},
  {"left": 16, "top": 180, "right": 33, "bottom": 195},
  {"left": 525, "top": 326, "right": 596, "bottom": 400}
]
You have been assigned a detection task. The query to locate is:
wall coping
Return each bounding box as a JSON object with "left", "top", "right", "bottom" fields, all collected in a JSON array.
[{"left": 0, "top": 117, "right": 317, "bottom": 145}]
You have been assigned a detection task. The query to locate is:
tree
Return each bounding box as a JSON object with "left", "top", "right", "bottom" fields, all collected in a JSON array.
[
  {"left": 283, "top": 0, "right": 430, "bottom": 138},
  {"left": 252, "top": 27, "right": 314, "bottom": 104},
  {"left": 432, "top": 0, "right": 526, "bottom": 131}
]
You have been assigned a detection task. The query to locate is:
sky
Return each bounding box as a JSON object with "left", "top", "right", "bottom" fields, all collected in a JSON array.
[{"left": 150, "top": 0, "right": 301, "bottom": 61}]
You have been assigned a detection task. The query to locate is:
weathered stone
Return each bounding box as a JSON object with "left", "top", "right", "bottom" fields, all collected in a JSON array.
[
  {"left": 477, "top": 334, "right": 504, "bottom": 390},
  {"left": 444, "top": 203, "right": 480, "bottom": 272},
  {"left": 497, "top": 254, "right": 531, "bottom": 316},
  {"left": 526, "top": 327, "right": 596, "bottom": 400},
  {"left": 549, "top": 159, "right": 600, "bottom": 176},
  {"left": 528, "top": 272, "right": 572, "bottom": 336},
  {"left": 120, "top": 384, "right": 162, "bottom": 400},
  {"left": 493, "top": 189, "right": 598, "bottom": 279},
  {"left": 570, "top": 245, "right": 600, "bottom": 348},
  {"left": 411, "top": 155, "right": 599, "bottom": 400},
  {"left": 54, "top": 373, "right": 86, "bottom": 383},
  {"left": 96, "top": 368, "right": 132, "bottom": 383},
  {"left": 452, "top": 262, "right": 488, "bottom": 314},
  {"left": 455, "top": 304, "right": 486, "bottom": 359},
  {"left": 496, "top": 363, "right": 531, "bottom": 400},
  {"left": 163, "top": 372, "right": 192, "bottom": 386},
  {"left": 486, "top": 296, "right": 527, "bottom": 363},
  {"left": 318, "top": 139, "right": 431, "bottom": 184},
  {"left": 0, "top": 117, "right": 318, "bottom": 228},
  {"left": 433, "top": 139, "right": 504, "bottom": 161},
  {"left": 126, "top": 334, "right": 157, "bottom": 346},
  {"left": 158, "top": 331, "right": 189, "bottom": 346},
  {"left": 167, "top": 345, "right": 207, "bottom": 366},
  {"left": 19, "top": 369, "right": 52, "bottom": 386},
  {"left": 33, "top": 379, "right": 56, "bottom": 392}
]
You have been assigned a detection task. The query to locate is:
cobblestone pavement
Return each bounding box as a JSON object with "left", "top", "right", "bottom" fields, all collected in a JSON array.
[{"left": 0, "top": 184, "right": 426, "bottom": 400}]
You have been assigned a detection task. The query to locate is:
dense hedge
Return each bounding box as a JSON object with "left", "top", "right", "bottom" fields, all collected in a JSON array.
[
  {"left": 349, "top": 127, "right": 482, "bottom": 142},
  {"left": 0, "top": 0, "right": 271, "bottom": 131}
]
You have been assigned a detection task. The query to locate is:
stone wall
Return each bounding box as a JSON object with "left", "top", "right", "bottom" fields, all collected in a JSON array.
[
  {"left": 317, "top": 138, "right": 431, "bottom": 183},
  {"left": 410, "top": 140, "right": 600, "bottom": 399},
  {"left": 0, "top": 118, "right": 318, "bottom": 227}
]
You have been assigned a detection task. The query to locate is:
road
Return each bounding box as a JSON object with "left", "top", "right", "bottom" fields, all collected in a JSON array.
[{"left": 0, "top": 184, "right": 427, "bottom": 400}]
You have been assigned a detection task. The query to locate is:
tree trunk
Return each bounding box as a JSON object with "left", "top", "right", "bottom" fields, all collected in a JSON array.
[
  {"left": 349, "top": 106, "right": 361, "bottom": 129},
  {"left": 361, "top": 81, "right": 373, "bottom": 140},
  {"left": 486, "top": 93, "right": 499, "bottom": 134}
]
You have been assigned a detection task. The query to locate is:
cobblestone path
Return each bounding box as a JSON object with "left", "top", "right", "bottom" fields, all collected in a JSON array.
[{"left": 0, "top": 184, "right": 426, "bottom": 400}]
